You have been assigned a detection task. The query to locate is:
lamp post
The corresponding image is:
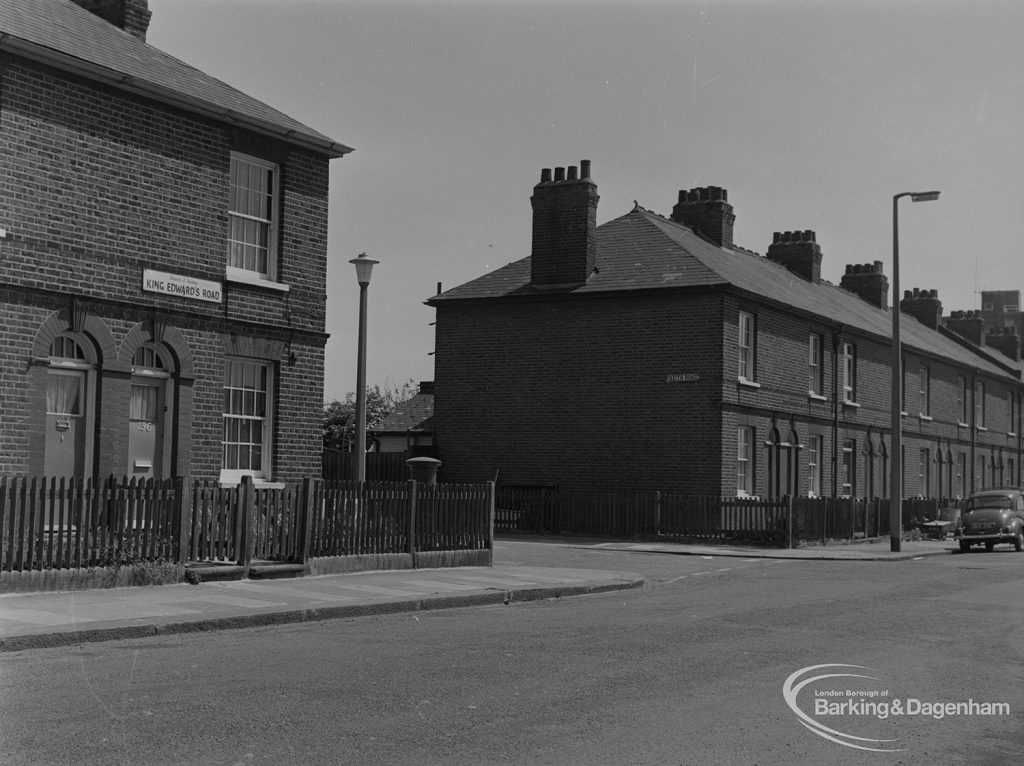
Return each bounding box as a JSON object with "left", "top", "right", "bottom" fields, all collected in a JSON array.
[
  {"left": 349, "top": 252, "right": 379, "bottom": 483},
  {"left": 890, "top": 191, "right": 940, "bottom": 552}
]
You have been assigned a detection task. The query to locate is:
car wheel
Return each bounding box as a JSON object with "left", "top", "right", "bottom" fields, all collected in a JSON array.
[
  {"left": 985, "top": 541, "right": 995, "bottom": 552},
  {"left": 1014, "top": 528, "right": 1023, "bottom": 552},
  {"left": 959, "top": 539, "right": 971, "bottom": 553}
]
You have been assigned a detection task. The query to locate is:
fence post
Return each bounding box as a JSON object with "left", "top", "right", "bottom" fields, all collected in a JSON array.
[
  {"left": 407, "top": 479, "right": 418, "bottom": 567},
  {"left": 486, "top": 481, "right": 495, "bottom": 556},
  {"left": 653, "top": 491, "right": 662, "bottom": 538},
  {"left": 176, "top": 476, "right": 193, "bottom": 565},
  {"left": 238, "top": 475, "right": 255, "bottom": 568},
  {"left": 299, "top": 478, "right": 315, "bottom": 566},
  {"left": 787, "top": 495, "right": 794, "bottom": 549}
]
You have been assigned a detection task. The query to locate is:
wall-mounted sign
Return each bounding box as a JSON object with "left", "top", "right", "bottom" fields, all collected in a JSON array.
[
  {"left": 142, "top": 269, "right": 223, "bottom": 304},
  {"left": 666, "top": 373, "right": 700, "bottom": 383}
]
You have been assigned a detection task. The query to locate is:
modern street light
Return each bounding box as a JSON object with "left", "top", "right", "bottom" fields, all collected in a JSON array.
[
  {"left": 349, "top": 252, "right": 379, "bottom": 483},
  {"left": 890, "top": 191, "right": 940, "bottom": 552}
]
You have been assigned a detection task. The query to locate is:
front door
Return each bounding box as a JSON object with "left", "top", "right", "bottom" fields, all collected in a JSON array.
[
  {"left": 44, "top": 369, "right": 87, "bottom": 478},
  {"left": 128, "top": 378, "right": 165, "bottom": 479}
]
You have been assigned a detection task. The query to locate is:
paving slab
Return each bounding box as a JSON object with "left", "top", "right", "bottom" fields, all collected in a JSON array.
[{"left": 0, "top": 565, "right": 643, "bottom": 652}]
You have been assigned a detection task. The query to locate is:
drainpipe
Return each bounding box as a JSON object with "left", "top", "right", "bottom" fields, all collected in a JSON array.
[{"left": 970, "top": 371, "right": 977, "bottom": 492}]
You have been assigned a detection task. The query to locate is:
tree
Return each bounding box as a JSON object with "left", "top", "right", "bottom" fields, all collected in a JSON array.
[{"left": 322, "top": 379, "right": 417, "bottom": 451}]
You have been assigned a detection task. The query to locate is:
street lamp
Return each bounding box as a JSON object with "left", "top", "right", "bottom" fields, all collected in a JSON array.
[
  {"left": 890, "top": 191, "right": 940, "bottom": 552},
  {"left": 349, "top": 252, "right": 379, "bottom": 483}
]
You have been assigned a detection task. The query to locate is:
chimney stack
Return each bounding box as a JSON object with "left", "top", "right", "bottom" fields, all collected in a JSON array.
[
  {"left": 71, "top": 1, "right": 151, "bottom": 41},
  {"left": 946, "top": 310, "right": 986, "bottom": 345},
  {"left": 840, "top": 262, "right": 889, "bottom": 309},
  {"left": 766, "top": 230, "right": 822, "bottom": 284},
  {"left": 530, "top": 160, "right": 599, "bottom": 288},
  {"left": 670, "top": 186, "right": 735, "bottom": 247},
  {"left": 900, "top": 288, "right": 943, "bottom": 330},
  {"left": 984, "top": 326, "right": 1021, "bottom": 362}
]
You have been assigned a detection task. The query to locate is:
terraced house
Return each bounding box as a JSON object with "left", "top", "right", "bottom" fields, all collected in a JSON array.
[
  {"left": 0, "top": 0, "right": 350, "bottom": 486},
  {"left": 428, "top": 161, "right": 1023, "bottom": 499}
]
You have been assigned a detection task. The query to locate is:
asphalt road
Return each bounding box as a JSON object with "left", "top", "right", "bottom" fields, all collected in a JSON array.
[{"left": 1, "top": 538, "right": 1022, "bottom": 766}]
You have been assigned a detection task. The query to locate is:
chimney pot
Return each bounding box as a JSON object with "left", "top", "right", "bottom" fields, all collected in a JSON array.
[
  {"left": 670, "top": 185, "right": 736, "bottom": 247},
  {"left": 841, "top": 260, "right": 889, "bottom": 309},
  {"left": 580, "top": 159, "right": 591, "bottom": 179},
  {"left": 767, "top": 228, "right": 823, "bottom": 283},
  {"left": 71, "top": 0, "right": 151, "bottom": 40},
  {"left": 530, "top": 160, "right": 600, "bottom": 287}
]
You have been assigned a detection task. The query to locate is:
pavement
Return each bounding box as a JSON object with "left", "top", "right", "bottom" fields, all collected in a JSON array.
[
  {"left": 0, "top": 537, "right": 957, "bottom": 652},
  {"left": 566, "top": 536, "right": 958, "bottom": 561},
  {"left": 0, "top": 565, "right": 644, "bottom": 652}
]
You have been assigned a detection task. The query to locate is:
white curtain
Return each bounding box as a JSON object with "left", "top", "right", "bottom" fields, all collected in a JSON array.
[
  {"left": 130, "top": 385, "right": 157, "bottom": 421},
  {"left": 46, "top": 373, "right": 82, "bottom": 416}
]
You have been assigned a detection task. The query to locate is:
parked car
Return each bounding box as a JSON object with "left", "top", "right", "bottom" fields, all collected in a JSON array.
[{"left": 957, "top": 489, "right": 1024, "bottom": 553}]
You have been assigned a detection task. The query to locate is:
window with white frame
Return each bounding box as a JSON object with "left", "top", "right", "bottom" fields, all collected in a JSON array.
[
  {"left": 738, "top": 312, "right": 755, "bottom": 382},
  {"left": 976, "top": 381, "right": 986, "bottom": 428},
  {"left": 1008, "top": 391, "right": 1016, "bottom": 434},
  {"left": 841, "top": 439, "right": 855, "bottom": 496},
  {"left": 736, "top": 426, "right": 754, "bottom": 496},
  {"left": 842, "top": 343, "right": 856, "bottom": 403},
  {"left": 806, "top": 435, "right": 821, "bottom": 497},
  {"left": 222, "top": 359, "right": 274, "bottom": 480},
  {"left": 957, "top": 376, "right": 968, "bottom": 423},
  {"left": 228, "top": 152, "right": 279, "bottom": 281},
  {"left": 808, "top": 334, "right": 822, "bottom": 396}
]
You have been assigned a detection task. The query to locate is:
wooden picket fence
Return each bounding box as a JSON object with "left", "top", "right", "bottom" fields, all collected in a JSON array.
[
  {"left": 495, "top": 486, "right": 943, "bottom": 546},
  {"left": 659, "top": 495, "right": 789, "bottom": 543},
  {"left": 322, "top": 450, "right": 411, "bottom": 481},
  {"left": 0, "top": 476, "right": 494, "bottom": 573},
  {"left": 307, "top": 481, "right": 493, "bottom": 558},
  {"left": 0, "top": 476, "right": 181, "bottom": 572}
]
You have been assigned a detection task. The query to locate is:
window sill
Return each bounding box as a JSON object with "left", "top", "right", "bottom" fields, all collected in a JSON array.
[
  {"left": 842, "top": 400, "right": 861, "bottom": 409},
  {"left": 957, "top": 421, "right": 970, "bottom": 429},
  {"left": 738, "top": 378, "right": 761, "bottom": 389},
  {"left": 918, "top": 414, "right": 933, "bottom": 422},
  {"left": 1010, "top": 432, "right": 1018, "bottom": 438},
  {"left": 808, "top": 393, "right": 827, "bottom": 402},
  {"left": 219, "top": 476, "right": 284, "bottom": 490},
  {"left": 976, "top": 426, "right": 988, "bottom": 432},
  {"left": 226, "top": 267, "right": 290, "bottom": 292}
]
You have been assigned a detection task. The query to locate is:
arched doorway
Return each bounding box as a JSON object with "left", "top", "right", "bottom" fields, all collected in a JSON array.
[
  {"left": 44, "top": 334, "right": 95, "bottom": 478},
  {"left": 128, "top": 343, "right": 174, "bottom": 479}
]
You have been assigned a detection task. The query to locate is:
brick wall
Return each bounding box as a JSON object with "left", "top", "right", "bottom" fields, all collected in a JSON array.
[
  {"left": 433, "top": 292, "right": 725, "bottom": 494},
  {"left": 0, "top": 56, "right": 330, "bottom": 484}
]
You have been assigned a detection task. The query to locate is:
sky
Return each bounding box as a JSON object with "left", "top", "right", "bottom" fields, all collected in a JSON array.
[{"left": 146, "top": 0, "right": 1024, "bottom": 402}]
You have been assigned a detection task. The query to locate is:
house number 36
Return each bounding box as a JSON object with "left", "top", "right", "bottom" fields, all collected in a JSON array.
[{"left": 137, "top": 422, "right": 154, "bottom": 432}]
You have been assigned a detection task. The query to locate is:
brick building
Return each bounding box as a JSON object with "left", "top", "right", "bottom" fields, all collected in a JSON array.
[
  {"left": 427, "top": 161, "right": 1024, "bottom": 499},
  {"left": 978, "top": 290, "right": 1023, "bottom": 336},
  {"left": 0, "top": 0, "right": 350, "bottom": 485}
]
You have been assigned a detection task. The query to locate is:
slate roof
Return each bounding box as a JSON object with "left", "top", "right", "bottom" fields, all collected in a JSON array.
[
  {"left": 371, "top": 393, "right": 434, "bottom": 435},
  {"left": 431, "top": 205, "right": 1022, "bottom": 382},
  {"left": 0, "top": 0, "right": 351, "bottom": 157}
]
